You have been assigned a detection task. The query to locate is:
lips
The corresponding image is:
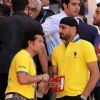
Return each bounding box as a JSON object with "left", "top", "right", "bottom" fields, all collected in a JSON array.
[{"left": 74, "top": 11, "right": 79, "bottom": 14}]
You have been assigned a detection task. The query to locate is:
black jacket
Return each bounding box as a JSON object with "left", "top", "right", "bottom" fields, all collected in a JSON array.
[
  {"left": 78, "top": 18, "right": 98, "bottom": 45},
  {"left": 0, "top": 12, "right": 43, "bottom": 73}
]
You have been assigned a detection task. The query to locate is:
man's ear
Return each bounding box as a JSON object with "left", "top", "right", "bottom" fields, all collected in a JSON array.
[
  {"left": 28, "top": 40, "right": 33, "bottom": 47},
  {"left": 24, "top": 5, "right": 29, "bottom": 15},
  {"left": 63, "top": 3, "right": 68, "bottom": 9},
  {"left": 71, "top": 26, "right": 77, "bottom": 35}
]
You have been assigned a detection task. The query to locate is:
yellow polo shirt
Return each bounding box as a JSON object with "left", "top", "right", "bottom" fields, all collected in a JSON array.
[
  {"left": 6, "top": 50, "right": 36, "bottom": 99},
  {"left": 52, "top": 39, "right": 97, "bottom": 98}
]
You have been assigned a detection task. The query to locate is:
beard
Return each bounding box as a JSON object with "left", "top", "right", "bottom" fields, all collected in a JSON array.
[
  {"left": 60, "top": 33, "right": 71, "bottom": 40},
  {"left": 60, "top": 33, "right": 65, "bottom": 40},
  {"left": 93, "top": 20, "right": 100, "bottom": 26}
]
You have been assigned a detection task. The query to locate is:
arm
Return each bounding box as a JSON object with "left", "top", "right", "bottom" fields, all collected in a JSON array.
[
  {"left": 38, "top": 45, "right": 48, "bottom": 73},
  {"left": 52, "top": 65, "right": 58, "bottom": 75},
  {"left": 17, "top": 72, "right": 49, "bottom": 85},
  {"left": 82, "top": 61, "right": 99, "bottom": 97},
  {"left": 51, "top": 48, "right": 58, "bottom": 75}
]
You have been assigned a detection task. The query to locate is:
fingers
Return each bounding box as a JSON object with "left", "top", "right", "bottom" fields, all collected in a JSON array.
[
  {"left": 49, "top": 78, "right": 60, "bottom": 88},
  {"left": 42, "top": 73, "right": 49, "bottom": 81},
  {"left": 38, "top": 81, "right": 49, "bottom": 94}
]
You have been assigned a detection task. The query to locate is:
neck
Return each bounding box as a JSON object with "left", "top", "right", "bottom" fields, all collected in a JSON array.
[
  {"left": 98, "top": 26, "right": 100, "bottom": 30},
  {"left": 65, "top": 36, "right": 74, "bottom": 46},
  {"left": 25, "top": 47, "right": 36, "bottom": 57},
  {"left": 78, "top": 15, "right": 84, "bottom": 20}
]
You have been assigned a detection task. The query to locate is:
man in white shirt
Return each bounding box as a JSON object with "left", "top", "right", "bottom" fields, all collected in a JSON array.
[{"left": 42, "top": 0, "right": 80, "bottom": 55}]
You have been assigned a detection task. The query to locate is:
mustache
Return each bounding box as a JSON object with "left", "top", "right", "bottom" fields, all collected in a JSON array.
[{"left": 59, "top": 33, "right": 64, "bottom": 39}]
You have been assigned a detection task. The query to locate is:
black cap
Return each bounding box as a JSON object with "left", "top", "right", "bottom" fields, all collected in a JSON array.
[{"left": 60, "top": 17, "right": 78, "bottom": 28}]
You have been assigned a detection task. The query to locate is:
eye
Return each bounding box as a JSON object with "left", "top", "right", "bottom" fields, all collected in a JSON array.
[
  {"left": 96, "top": 11, "right": 100, "bottom": 14},
  {"left": 60, "top": 26, "right": 65, "bottom": 29}
]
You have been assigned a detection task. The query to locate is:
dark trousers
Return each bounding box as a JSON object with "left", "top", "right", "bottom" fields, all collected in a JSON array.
[
  {"left": 92, "top": 86, "right": 100, "bottom": 100},
  {"left": 56, "top": 95, "right": 83, "bottom": 100},
  {"left": 0, "top": 73, "right": 8, "bottom": 100}
]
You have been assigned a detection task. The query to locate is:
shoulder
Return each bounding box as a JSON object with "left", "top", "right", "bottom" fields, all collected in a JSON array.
[
  {"left": 78, "top": 21, "right": 88, "bottom": 28},
  {"left": 88, "top": 25, "right": 98, "bottom": 32},
  {"left": 15, "top": 50, "right": 29, "bottom": 59},
  {"left": 8, "top": 13, "right": 34, "bottom": 24},
  {"left": 43, "top": 14, "right": 59, "bottom": 24},
  {"left": 53, "top": 44, "right": 65, "bottom": 52},
  {"left": 43, "top": 11, "right": 63, "bottom": 24},
  {"left": 78, "top": 39, "right": 94, "bottom": 48}
]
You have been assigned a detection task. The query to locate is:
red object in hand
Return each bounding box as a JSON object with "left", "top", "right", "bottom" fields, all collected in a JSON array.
[{"left": 51, "top": 76, "right": 65, "bottom": 93}]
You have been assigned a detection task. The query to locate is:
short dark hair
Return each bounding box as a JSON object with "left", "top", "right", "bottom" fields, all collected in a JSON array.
[
  {"left": 23, "top": 20, "right": 44, "bottom": 48},
  {"left": 61, "top": 0, "right": 70, "bottom": 5},
  {"left": 11, "top": 0, "right": 28, "bottom": 12},
  {"left": 61, "top": 0, "right": 70, "bottom": 10},
  {"left": 79, "top": 3, "right": 85, "bottom": 16},
  {"left": 97, "top": 2, "right": 100, "bottom": 7},
  {"left": 60, "top": 17, "right": 79, "bottom": 32},
  {"left": 0, "top": 4, "right": 10, "bottom": 16}
]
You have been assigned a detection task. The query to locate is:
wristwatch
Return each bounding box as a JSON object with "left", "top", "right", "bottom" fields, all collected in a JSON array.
[{"left": 80, "top": 95, "right": 87, "bottom": 100}]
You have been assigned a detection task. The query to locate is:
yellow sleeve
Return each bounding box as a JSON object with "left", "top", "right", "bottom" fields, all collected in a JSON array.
[
  {"left": 52, "top": 49, "right": 57, "bottom": 66},
  {"left": 15, "top": 53, "right": 30, "bottom": 73},
  {"left": 83, "top": 42, "right": 97, "bottom": 63}
]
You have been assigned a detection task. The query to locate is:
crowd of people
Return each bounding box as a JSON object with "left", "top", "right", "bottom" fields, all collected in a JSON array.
[{"left": 0, "top": 0, "right": 100, "bottom": 100}]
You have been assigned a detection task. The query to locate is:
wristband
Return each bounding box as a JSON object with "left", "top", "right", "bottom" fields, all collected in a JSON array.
[{"left": 80, "top": 95, "right": 87, "bottom": 100}]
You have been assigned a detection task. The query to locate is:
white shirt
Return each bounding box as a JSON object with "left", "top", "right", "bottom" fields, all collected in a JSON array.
[
  {"left": 97, "top": 27, "right": 100, "bottom": 35},
  {"left": 42, "top": 10, "right": 67, "bottom": 55}
]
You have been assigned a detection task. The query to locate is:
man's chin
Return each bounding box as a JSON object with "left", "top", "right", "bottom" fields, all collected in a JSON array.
[
  {"left": 93, "top": 22, "right": 100, "bottom": 26},
  {"left": 93, "top": 22, "right": 96, "bottom": 25},
  {"left": 60, "top": 36, "right": 64, "bottom": 40}
]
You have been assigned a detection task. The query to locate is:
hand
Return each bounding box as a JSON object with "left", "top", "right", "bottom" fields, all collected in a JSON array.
[
  {"left": 49, "top": 78, "right": 60, "bottom": 88},
  {"left": 38, "top": 81, "right": 49, "bottom": 94},
  {"left": 42, "top": 73, "right": 49, "bottom": 81}
]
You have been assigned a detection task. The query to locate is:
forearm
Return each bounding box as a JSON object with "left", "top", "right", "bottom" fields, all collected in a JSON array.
[
  {"left": 82, "top": 72, "right": 99, "bottom": 96},
  {"left": 38, "top": 46, "right": 48, "bottom": 73},
  {"left": 17, "top": 74, "right": 43, "bottom": 85},
  {"left": 52, "top": 65, "right": 58, "bottom": 76}
]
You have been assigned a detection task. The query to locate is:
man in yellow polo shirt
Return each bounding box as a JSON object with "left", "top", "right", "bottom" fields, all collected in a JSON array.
[
  {"left": 5, "top": 26, "right": 49, "bottom": 99},
  {"left": 52, "top": 17, "right": 99, "bottom": 100}
]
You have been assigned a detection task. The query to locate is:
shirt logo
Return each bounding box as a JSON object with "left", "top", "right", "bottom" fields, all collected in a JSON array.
[{"left": 74, "top": 52, "right": 77, "bottom": 58}]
